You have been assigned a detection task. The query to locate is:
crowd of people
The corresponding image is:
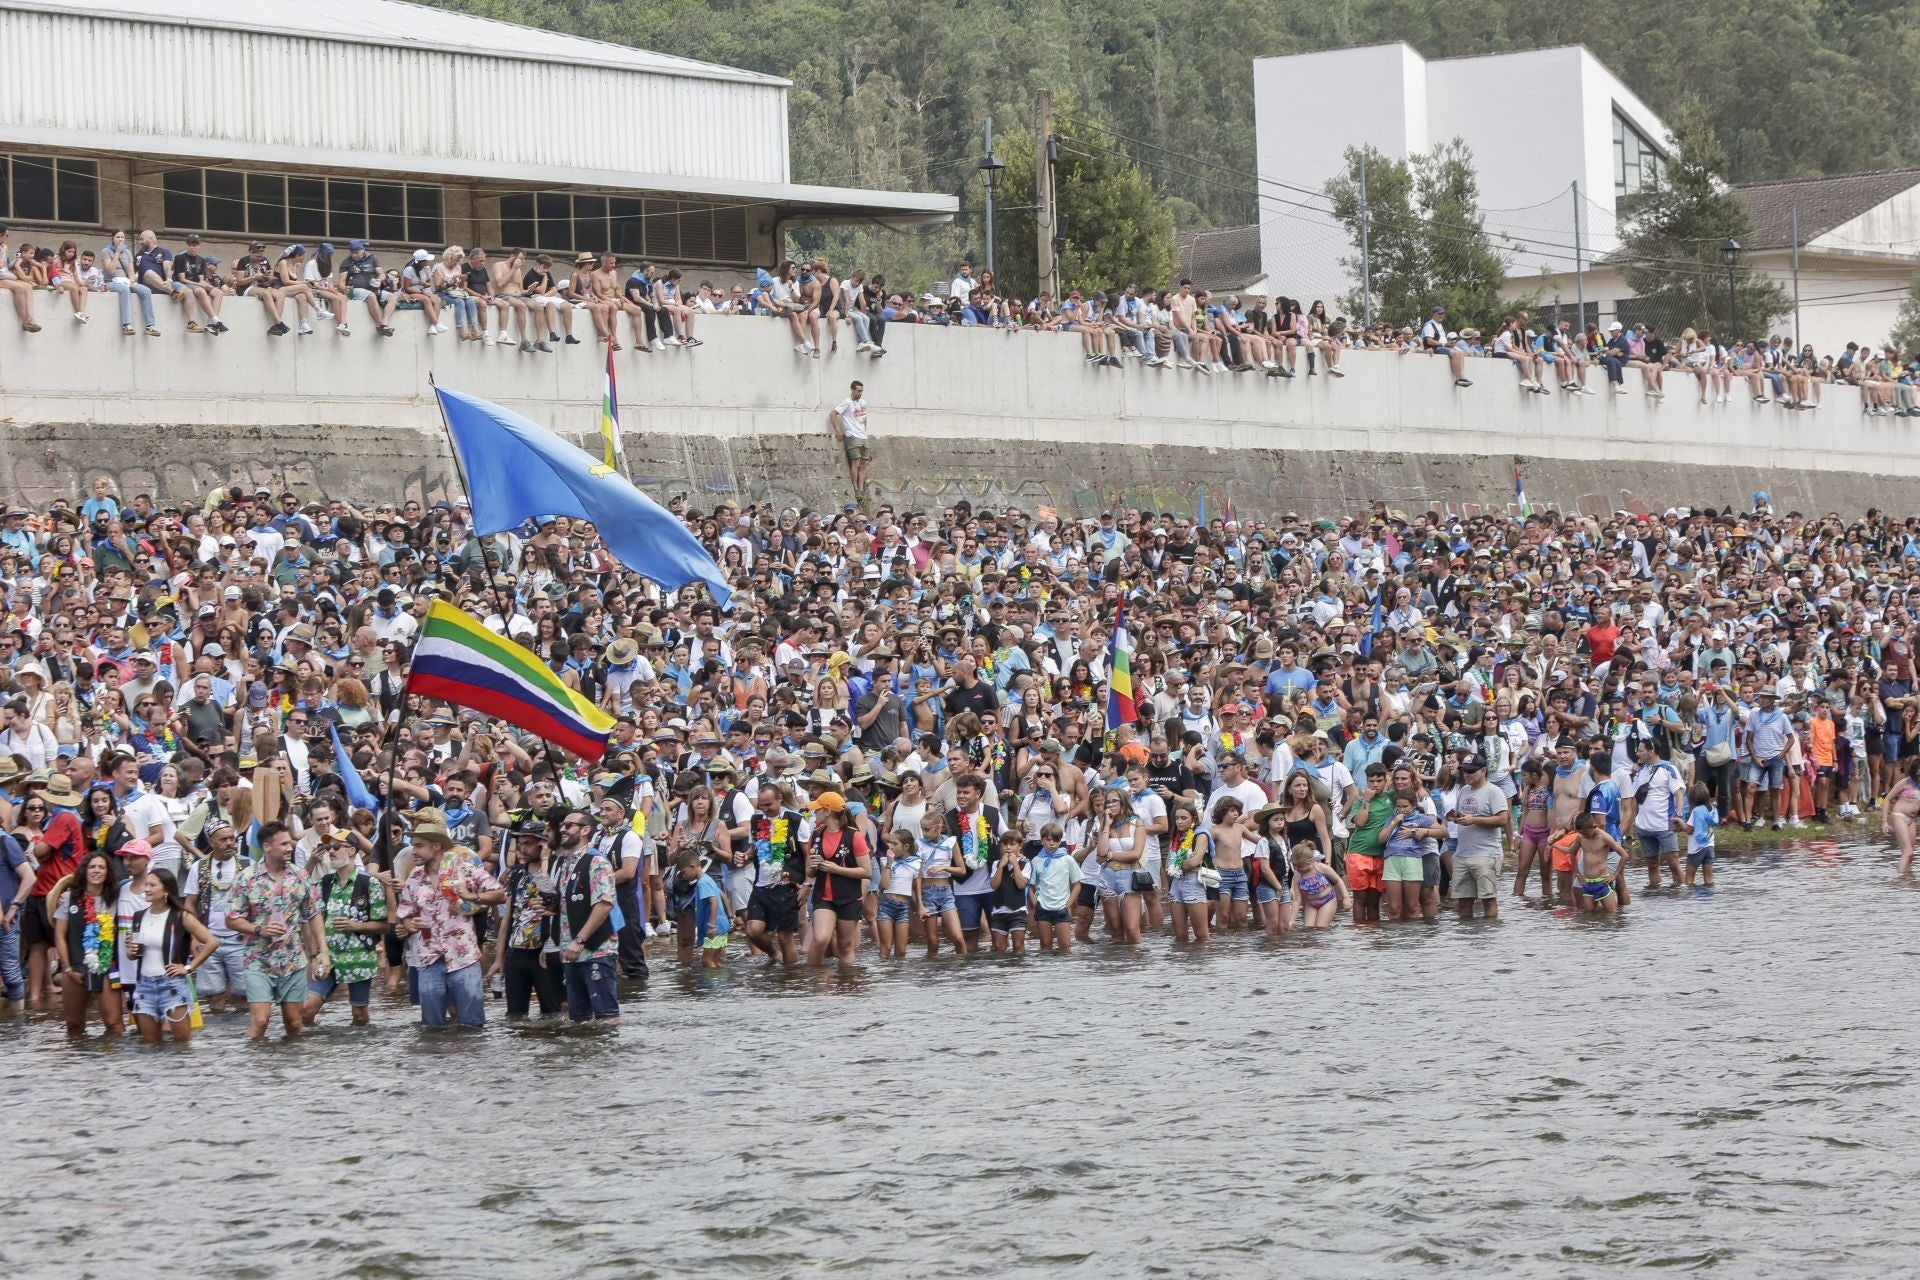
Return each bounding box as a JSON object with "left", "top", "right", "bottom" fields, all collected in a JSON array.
[
  {"left": 1, "top": 469, "right": 1916, "bottom": 1040},
  {"left": 4, "top": 225, "right": 1910, "bottom": 411}
]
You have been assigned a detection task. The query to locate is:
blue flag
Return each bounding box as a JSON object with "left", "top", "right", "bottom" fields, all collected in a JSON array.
[
  {"left": 327, "top": 721, "right": 381, "bottom": 817},
  {"left": 434, "top": 387, "right": 732, "bottom": 607}
]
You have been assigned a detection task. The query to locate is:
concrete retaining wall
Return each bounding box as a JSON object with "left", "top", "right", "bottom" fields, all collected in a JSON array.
[{"left": 0, "top": 297, "right": 1903, "bottom": 517}]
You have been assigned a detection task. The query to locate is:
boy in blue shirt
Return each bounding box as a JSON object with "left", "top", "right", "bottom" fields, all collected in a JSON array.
[
  {"left": 678, "top": 848, "right": 730, "bottom": 968},
  {"left": 1684, "top": 781, "right": 1718, "bottom": 887}
]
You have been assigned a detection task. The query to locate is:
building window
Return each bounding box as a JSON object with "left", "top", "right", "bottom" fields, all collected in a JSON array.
[
  {"left": 159, "top": 168, "right": 444, "bottom": 245},
  {"left": 1613, "top": 112, "right": 1666, "bottom": 198},
  {"left": 0, "top": 153, "right": 99, "bottom": 225},
  {"left": 497, "top": 192, "right": 748, "bottom": 264}
]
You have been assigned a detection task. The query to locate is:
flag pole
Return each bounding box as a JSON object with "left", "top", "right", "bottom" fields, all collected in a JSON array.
[
  {"left": 373, "top": 677, "right": 413, "bottom": 873},
  {"left": 429, "top": 371, "right": 519, "bottom": 634}
]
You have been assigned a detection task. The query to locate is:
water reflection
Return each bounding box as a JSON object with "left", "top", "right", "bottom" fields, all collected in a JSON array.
[{"left": 1, "top": 837, "right": 1917, "bottom": 1277}]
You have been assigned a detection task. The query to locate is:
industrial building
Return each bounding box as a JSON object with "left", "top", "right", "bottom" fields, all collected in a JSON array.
[{"left": 0, "top": 0, "right": 954, "bottom": 268}]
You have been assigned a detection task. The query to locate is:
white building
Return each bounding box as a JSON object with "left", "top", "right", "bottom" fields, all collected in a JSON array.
[
  {"left": 1253, "top": 43, "right": 1669, "bottom": 318},
  {"left": 0, "top": 0, "right": 953, "bottom": 269}
]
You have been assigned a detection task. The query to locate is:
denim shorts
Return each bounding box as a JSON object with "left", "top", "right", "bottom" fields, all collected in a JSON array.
[
  {"left": 1101, "top": 866, "right": 1140, "bottom": 897},
  {"left": 921, "top": 883, "right": 957, "bottom": 915},
  {"left": 1686, "top": 846, "right": 1716, "bottom": 866},
  {"left": 308, "top": 971, "right": 373, "bottom": 1007},
  {"left": 877, "top": 895, "right": 912, "bottom": 924},
  {"left": 564, "top": 955, "right": 619, "bottom": 1022},
  {"left": 1169, "top": 874, "right": 1207, "bottom": 904},
  {"left": 1216, "top": 867, "right": 1250, "bottom": 901},
  {"left": 1637, "top": 830, "right": 1680, "bottom": 859},
  {"left": 1255, "top": 883, "right": 1281, "bottom": 904},
  {"left": 132, "top": 974, "right": 191, "bottom": 1020},
  {"left": 955, "top": 893, "right": 993, "bottom": 932},
  {"left": 195, "top": 940, "right": 247, "bottom": 996}
]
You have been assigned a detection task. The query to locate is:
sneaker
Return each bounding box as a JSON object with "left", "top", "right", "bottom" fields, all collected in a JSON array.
[
  {"left": 663, "top": 337, "right": 683, "bottom": 347},
  {"left": 796, "top": 342, "right": 812, "bottom": 354},
  {"left": 871, "top": 346, "right": 886, "bottom": 358},
  {"left": 187, "top": 321, "right": 204, "bottom": 333},
  {"left": 1788, "top": 816, "right": 1806, "bottom": 829},
  {"left": 652, "top": 338, "right": 667, "bottom": 351},
  {"left": 1519, "top": 379, "right": 1539, "bottom": 390},
  {"left": 267, "top": 322, "right": 289, "bottom": 337},
  {"left": 427, "top": 323, "right": 447, "bottom": 335},
  {"left": 73, "top": 311, "right": 89, "bottom": 324},
  {"left": 1102, "top": 355, "right": 1123, "bottom": 368},
  {"left": 1614, "top": 386, "right": 1629, "bottom": 395},
  {"left": 1279, "top": 368, "right": 1296, "bottom": 378},
  {"left": 212, "top": 320, "right": 229, "bottom": 334},
  {"left": 1771, "top": 819, "right": 1785, "bottom": 830},
  {"left": 1454, "top": 377, "right": 1473, "bottom": 387},
  {"left": 1754, "top": 396, "right": 1769, "bottom": 404},
  {"left": 378, "top": 325, "right": 395, "bottom": 337},
  {"left": 482, "top": 332, "right": 496, "bottom": 345},
  {"left": 336, "top": 323, "right": 351, "bottom": 336},
  {"left": 564, "top": 334, "right": 581, "bottom": 344},
  {"left": 519, "top": 341, "right": 534, "bottom": 353},
  {"left": 315, "top": 307, "right": 334, "bottom": 322},
  {"left": 495, "top": 330, "right": 512, "bottom": 344},
  {"left": 297, "top": 322, "right": 313, "bottom": 336},
  {"left": 535, "top": 341, "right": 552, "bottom": 353},
  {"left": 1195, "top": 362, "right": 1212, "bottom": 376},
  {"left": 122, "top": 325, "right": 135, "bottom": 336},
  {"left": 1580, "top": 386, "right": 1597, "bottom": 395},
  {"left": 1329, "top": 367, "right": 1345, "bottom": 377},
  {"left": 809, "top": 346, "right": 820, "bottom": 359},
  {"left": 1177, "top": 360, "right": 1194, "bottom": 370},
  {"left": 549, "top": 332, "right": 561, "bottom": 343}
]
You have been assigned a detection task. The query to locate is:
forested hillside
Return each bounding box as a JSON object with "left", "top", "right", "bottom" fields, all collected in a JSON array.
[{"left": 431, "top": 0, "right": 1920, "bottom": 279}]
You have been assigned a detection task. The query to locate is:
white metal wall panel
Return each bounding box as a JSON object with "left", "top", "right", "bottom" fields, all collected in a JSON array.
[{"left": 0, "top": 9, "right": 790, "bottom": 186}]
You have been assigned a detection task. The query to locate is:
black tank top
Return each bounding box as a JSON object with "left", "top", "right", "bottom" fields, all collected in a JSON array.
[{"left": 1283, "top": 812, "right": 1318, "bottom": 848}]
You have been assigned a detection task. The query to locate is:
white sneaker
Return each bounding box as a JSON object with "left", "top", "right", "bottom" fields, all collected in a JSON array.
[
  {"left": 1788, "top": 816, "right": 1806, "bottom": 829},
  {"left": 315, "top": 307, "right": 334, "bottom": 321},
  {"left": 1520, "top": 379, "right": 1539, "bottom": 390},
  {"left": 1772, "top": 819, "right": 1785, "bottom": 830},
  {"left": 1177, "top": 359, "right": 1194, "bottom": 370},
  {"left": 495, "top": 330, "right": 512, "bottom": 344},
  {"left": 1195, "top": 363, "right": 1212, "bottom": 376},
  {"left": 663, "top": 337, "right": 683, "bottom": 347},
  {"left": 428, "top": 323, "right": 447, "bottom": 335},
  {"left": 336, "top": 323, "right": 350, "bottom": 335},
  {"left": 72, "top": 311, "right": 88, "bottom": 324},
  {"left": 856, "top": 341, "right": 873, "bottom": 353},
  {"left": 795, "top": 343, "right": 810, "bottom": 354},
  {"left": 652, "top": 338, "right": 667, "bottom": 351},
  {"left": 297, "top": 322, "right": 313, "bottom": 335}
]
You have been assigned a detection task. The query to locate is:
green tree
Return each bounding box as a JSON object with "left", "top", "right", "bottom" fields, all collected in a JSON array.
[
  {"left": 1890, "top": 272, "right": 1920, "bottom": 355},
  {"left": 975, "top": 115, "right": 1176, "bottom": 302},
  {"left": 1324, "top": 140, "right": 1512, "bottom": 332},
  {"left": 1615, "top": 103, "right": 1791, "bottom": 342}
]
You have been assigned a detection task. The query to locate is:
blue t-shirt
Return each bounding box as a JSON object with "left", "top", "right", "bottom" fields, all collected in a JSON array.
[
  {"left": 0, "top": 833, "right": 28, "bottom": 905},
  {"left": 1688, "top": 803, "right": 1718, "bottom": 852},
  {"left": 1586, "top": 779, "right": 1622, "bottom": 842},
  {"left": 694, "top": 873, "right": 729, "bottom": 940}
]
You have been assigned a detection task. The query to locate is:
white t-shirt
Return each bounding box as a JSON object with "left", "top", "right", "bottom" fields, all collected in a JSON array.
[
  {"left": 121, "top": 790, "right": 176, "bottom": 857},
  {"left": 1202, "top": 779, "right": 1267, "bottom": 838},
  {"left": 183, "top": 855, "right": 244, "bottom": 941},
  {"left": 1127, "top": 787, "right": 1168, "bottom": 865},
  {"left": 832, "top": 397, "right": 870, "bottom": 441}
]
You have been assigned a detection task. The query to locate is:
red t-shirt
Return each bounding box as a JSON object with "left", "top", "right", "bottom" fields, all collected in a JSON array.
[
  {"left": 30, "top": 810, "right": 83, "bottom": 896},
  {"left": 811, "top": 829, "right": 869, "bottom": 905},
  {"left": 1586, "top": 623, "right": 1620, "bottom": 665}
]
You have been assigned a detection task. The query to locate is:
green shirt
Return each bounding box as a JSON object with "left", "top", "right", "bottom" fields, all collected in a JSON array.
[
  {"left": 1346, "top": 793, "right": 1393, "bottom": 858},
  {"left": 317, "top": 867, "right": 387, "bottom": 983}
]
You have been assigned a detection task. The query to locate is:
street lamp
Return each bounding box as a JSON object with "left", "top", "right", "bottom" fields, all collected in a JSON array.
[
  {"left": 979, "top": 115, "right": 1007, "bottom": 280},
  {"left": 1720, "top": 237, "right": 1741, "bottom": 341}
]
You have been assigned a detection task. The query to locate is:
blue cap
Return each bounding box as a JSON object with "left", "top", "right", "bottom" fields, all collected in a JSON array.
[
  {"left": 285, "top": 243, "right": 306, "bottom": 256},
  {"left": 319, "top": 241, "right": 334, "bottom": 255},
  {"left": 1753, "top": 490, "right": 1771, "bottom": 503},
  {"left": 348, "top": 239, "right": 368, "bottom": 251}
]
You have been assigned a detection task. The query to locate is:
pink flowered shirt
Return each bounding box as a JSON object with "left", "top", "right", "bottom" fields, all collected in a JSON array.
[{"left": 398, "top": 858, "right": 502, "bottom": 973}]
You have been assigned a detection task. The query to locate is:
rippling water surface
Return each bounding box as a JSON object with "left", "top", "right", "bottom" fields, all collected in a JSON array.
[{"left": 3, "top": 836, "right": 1918, "bottom": 1279}]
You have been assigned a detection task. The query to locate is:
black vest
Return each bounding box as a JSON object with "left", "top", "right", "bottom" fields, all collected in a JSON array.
[{"left": 564, "top": 852, "right": 614, "bottom": 950}]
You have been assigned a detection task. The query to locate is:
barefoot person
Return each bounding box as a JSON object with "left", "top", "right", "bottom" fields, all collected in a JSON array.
[
  {"left": 226, "top": 820, "right": 324, "bottom": 1041},
  {"left": 125, "top": 867, "right": 216, "bottom": 1044},
  {"left": 827, "top": 380, "right": 873, "bottom": 500},
  {"left": 1885, "top": 758, "right": 1920, "bottom": 874},
  {"left": 52, "top": 849, "right": 125, "bottom": 1037}
]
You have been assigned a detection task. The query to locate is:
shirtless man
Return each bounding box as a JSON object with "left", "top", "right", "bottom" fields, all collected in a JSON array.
[
  {"left": 489, "top": 248, "right": 536, "bottom": 352},
  {"left": 589, "top": 253, "right": 637, "bottom": 351},
  {"left": 1040, "top": 733, "right": 1091, "bottom": 821},
  {"left": 1547, "top": 739, "right": 1592, "bottom": 901},
  {"left": 1884, "top": 757, "right": 1920, "bottom": 875}
]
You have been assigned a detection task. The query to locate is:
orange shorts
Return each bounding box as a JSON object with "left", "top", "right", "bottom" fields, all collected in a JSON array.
[
  {"left": 1550, "top": 832, "right": 1580, "bottom": 873},
  {"left": 1346, "top": 853, "right": 1383, "bottom": 892}
]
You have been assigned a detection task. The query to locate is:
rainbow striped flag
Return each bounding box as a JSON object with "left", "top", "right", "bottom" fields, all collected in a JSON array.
[
  {"left": 1105, "top": 602, "right": 1136, "bottom": 730},
  {"left": 593, "top": 335, "right": 625, "bottom": 478},
  {"left": 408, "top": 601, "right": 614, "bottom": 760}
]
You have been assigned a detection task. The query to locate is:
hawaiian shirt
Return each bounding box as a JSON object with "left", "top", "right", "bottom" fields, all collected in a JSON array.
[
  {"left": 398, "top": 857, "right": 502, "bottom": 973},
  {"left": 556, "top": 850, "right": 617, "bottom": 961},
  {"left": 316, "top": 865, "right": 388, "bottom": 983},
  {"left": 228, "top": 861, "right": 317, "bottom": 978},
  {"left": 505, "top": 859, "right": 559, "bottom": 952}
]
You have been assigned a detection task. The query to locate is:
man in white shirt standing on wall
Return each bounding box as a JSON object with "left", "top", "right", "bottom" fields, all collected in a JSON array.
[{"left": 827, "top": 380, "right": 872, "bottom": 501}]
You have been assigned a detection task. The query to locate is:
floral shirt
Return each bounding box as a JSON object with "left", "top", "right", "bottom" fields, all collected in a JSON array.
[
  {"left": 315, "top": 865, "right": 388, "bottom": 983},
  {"left": 556, "top": 851, "right": 617, "bottom": 962},
  {"left": 398, "top": 857, "right": 502, "bottom": 973},
  {"left": 228, "top": 861, "right": 317, "bottom": 978}
]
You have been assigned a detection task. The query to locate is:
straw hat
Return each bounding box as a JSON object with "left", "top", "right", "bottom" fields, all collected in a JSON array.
[
  {"left": 41, "top": 776, "right": 80, "bottom": 807},
  {"left": 407, "top": 809, "right": 455, "bottom": 847}
]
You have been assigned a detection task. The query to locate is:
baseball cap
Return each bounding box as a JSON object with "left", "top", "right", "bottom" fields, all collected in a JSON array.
[{"left": 348, "top": 239, "right": 368, "bottom": 251}]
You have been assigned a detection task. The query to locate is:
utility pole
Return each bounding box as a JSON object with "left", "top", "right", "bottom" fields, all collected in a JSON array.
[
  {"left": 1035, "top": 90, "right": 1056, "bottom": 301},
  {"left": 1571, "top": 180, "right": 1585, "bottom": 332},
  {"left": 980, "top": 116, "right": 1003, "bottom": 280},
  {"left": 1790, "top": 205, "right": 1802, "bottom": 350},
  {"left": 1358, "top": 149, "right": 1371, "bottom": 330}
]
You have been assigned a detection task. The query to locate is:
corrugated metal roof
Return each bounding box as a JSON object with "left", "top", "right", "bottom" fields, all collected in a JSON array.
[
  {"left": 1, "top": 0, "right": 788, "bottom": 86},
  {"left": 1734, "top": 169, "right": 1920, "bottom": 249}
]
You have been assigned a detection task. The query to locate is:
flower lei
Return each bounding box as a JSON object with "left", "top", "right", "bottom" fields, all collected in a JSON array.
[
  {"left": 1169, "top": 829, "right": 1197, "bottom": 875},
  {"left": 81, "top": 893, "right": 115, "bottom": 975},
  {"left": 757, "top": 815, "right": 794, "bottom": 868}
]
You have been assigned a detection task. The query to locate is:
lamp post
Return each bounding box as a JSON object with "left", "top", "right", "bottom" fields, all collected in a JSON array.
[
  {"left": 979, "top": 116, "right": 1007, "bottom": 280},
  {"left": 1720, "top": 237, "right": 1741, "bottom": 341}
]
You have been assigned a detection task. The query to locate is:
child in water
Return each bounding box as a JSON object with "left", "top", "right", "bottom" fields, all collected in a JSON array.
[
  {"left": 1684, "top": 781, "right": 1718, "bottom": 887},
  {"left": 1291, "top": 841, "right": 1349, "bottom": 929},
  {"left": 1571, "top": 812, "right": 1627, "bottom": 916}
]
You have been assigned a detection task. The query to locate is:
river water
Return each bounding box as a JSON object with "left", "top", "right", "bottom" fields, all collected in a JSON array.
[{"left": 3, "top": 835, "right": 1916, "bottom": 1279}]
